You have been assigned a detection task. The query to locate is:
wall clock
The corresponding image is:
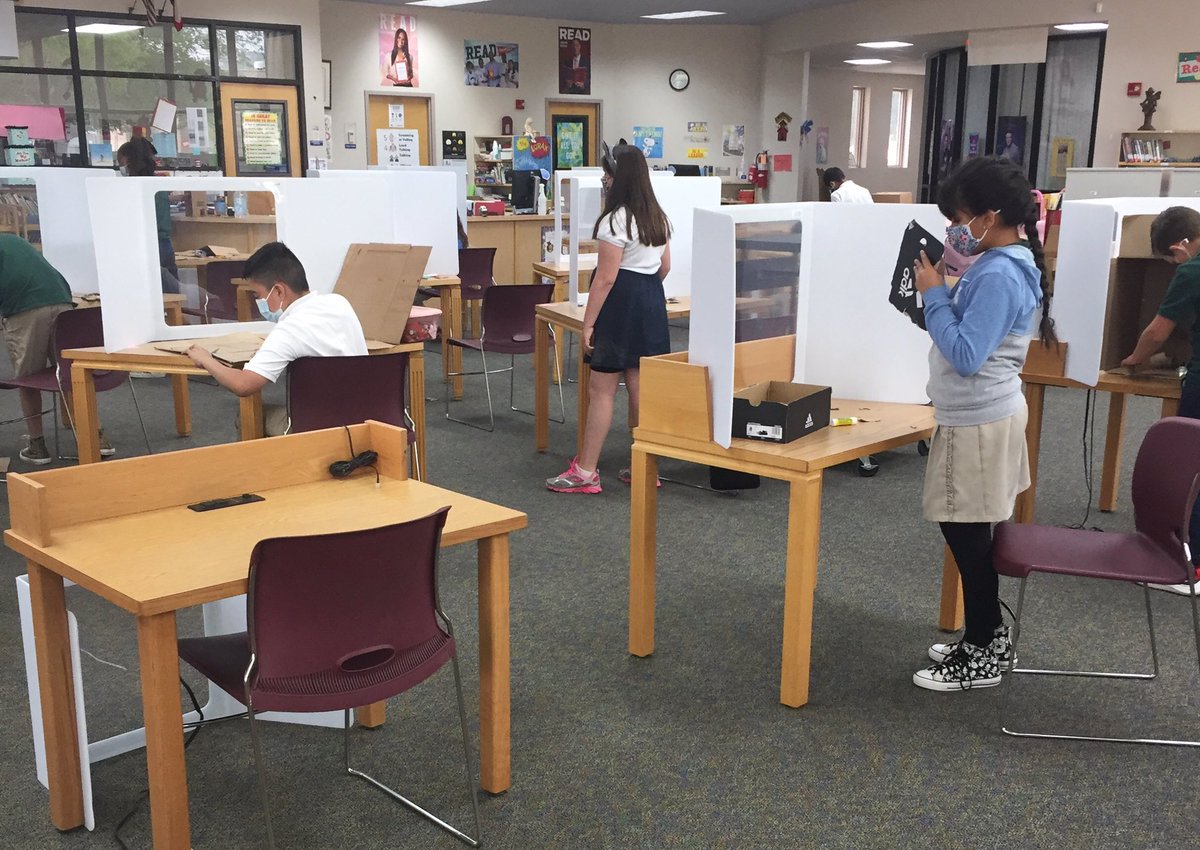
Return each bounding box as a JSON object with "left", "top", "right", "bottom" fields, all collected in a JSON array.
[{"left": 669, "top": 68, "right": 690, "bottom": 92}]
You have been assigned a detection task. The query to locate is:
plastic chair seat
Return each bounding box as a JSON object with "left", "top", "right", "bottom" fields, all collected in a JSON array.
[
  {"left": 994, "top": 524, "right": 1189, "bottom": 586},
  {"left": 447, "top": 333, "right": 535, "bottom": 356},
  {"left": 0, "top": 367, "right": 60, "bottom": 393}
]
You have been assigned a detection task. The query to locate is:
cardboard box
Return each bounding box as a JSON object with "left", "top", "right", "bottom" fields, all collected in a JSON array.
[
  {"left": 732, "top": 381, "right": 831, "bottom": 443},
  {"left": 331, "top": 243, "right": 431, "bottom": 345},
  {"left": 872, "top": 191, "right": 914, "bottom": 204}
]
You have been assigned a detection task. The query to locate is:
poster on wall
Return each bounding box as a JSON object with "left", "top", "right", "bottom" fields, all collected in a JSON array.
[
  {"left": 234, "top": 101, "right": 289, "bottom": 175},
  {"left": 379, "top": 14, "right": 419, "bottom": 88},
  {"left": 687, "top": 121, "right": 709, "bottom": 141},
  {"left": 388, "top": 104, "right": 405, "bottom": 128},
  {"left": 937, "top": 118, "right": 955, "bottom": 178},
  {"left": 377, "top": 128, "right": 420, "bottom": 167},
  {"left": 815, "top": 127, "right": 829, "bottom": 165},
  {"left": 559, "top": 26, "right": 591, "bottom": 94},
  {"left": 442, "top": 130, "right": 467, "bottom": 160},
  {"left": 687, "top": 147, "right": 707, "bottom": 159},
  {"left": 465, "top": 41, "right": 519, "bottom": 88},
  {"left": 968, "top": 133, "right": 980, "bottom": 158},
  {"left": 722, "top": 124, "right": 745, "bottom": 157},
  {"left": 632, "top": 126, "right": 664, "bottom": 159},
  {"left": 1179, "top": 52, "right": 1200, "bottom": 83},
  {"left": 773, "top": 154, "right": 793, "bottom": 173},
  {"left": 1050, "top": 137, "right": 1075, "bottom": 178},
  {"left": 553, "top": 117, "right": 587, "bottom": 169},
  {"left": 514, "top": 134, "right": 552, "bottom": 171},
  {"left": 995, "top": 116, "right": 1026, "bottom": 165}
]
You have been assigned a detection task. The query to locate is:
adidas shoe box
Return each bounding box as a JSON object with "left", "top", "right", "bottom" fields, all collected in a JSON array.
[{"left": 732, "top": 381, "right": 831, "bottom": 444}]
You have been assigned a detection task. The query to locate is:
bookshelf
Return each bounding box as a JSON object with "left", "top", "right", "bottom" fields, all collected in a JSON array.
[
  {"left": 1119, "top": 130, "right": 1200, "bottom": 167},
  {"left": 474, "top": 135, "right": 514, "bottom": 201}
]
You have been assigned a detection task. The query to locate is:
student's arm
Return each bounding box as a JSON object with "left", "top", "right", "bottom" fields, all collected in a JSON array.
[
  {"left": 186, "top": 346, "right": 269, "bottom": 397},
  {"left": 582, "top": 239, "right": 622, "bottom": 352},
  {"left": 920, "top": 269, "right": 1024, "bottom": 377},
  {"left": 1122, "top": 315, "right": 1177, "bottom": 367},
  {"left": 658, "top": 242, "right": 672, "bottom": 283}
]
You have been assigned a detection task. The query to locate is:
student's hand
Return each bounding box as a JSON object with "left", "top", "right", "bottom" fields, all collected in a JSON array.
[
  {"left": 913, "top": 251, "right": 945, "bottom": 294},
  {"left": 583, "top": 325, "right": 595, "bottom": 353},
  {"left": 185, "top": 345, "right": 213, "bottom": 369},
  {"left": 1120, "top": 352, "right": 1144, "bottom": 369}
]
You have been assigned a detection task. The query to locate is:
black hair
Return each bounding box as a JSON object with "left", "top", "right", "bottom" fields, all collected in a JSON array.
[
  {"left": 243, "top": 242, "right": 309, "bottom": 294},
  {"left": 937, "top": 156, "right": 1057, "bottom": 345},
  {"left": 390, "top": 28, "right": 411, "bottom": 70},
  {"left": 116, "top": 137, "right": 158, "bottom": 176},
  {"left": 823, "top": 167, "right": 845, "bottom": 186},
  {"left": 1150, "top": 206, "right": 1200, "bottom": 257}
]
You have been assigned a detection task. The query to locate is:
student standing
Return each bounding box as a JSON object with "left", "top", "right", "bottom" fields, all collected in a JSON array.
[
  {"left": 116, "top": 137, "right": 180, "bottom": 294},
  {"left": 910, "top": 156, "right": 1055, "bottom": 691},
  {"left": 1121, "top": 206, "right": 1200, "bottom": 594},
  {"left": 546, "top": 146, "right": 671, "bottom": 493}
]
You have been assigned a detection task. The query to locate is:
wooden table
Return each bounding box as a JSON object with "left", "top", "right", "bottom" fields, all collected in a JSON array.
[
  {"left": 628, "top": 337, "right": 941, "bottom": 708},
  {"left": 6, "top": 422, "right": 525, "bottom": 849},
  {"left": 534, "top": 297, "right": 691, "bottom": 456},
  {"left": 63, "top": 339, "right": 427, "bottom": 476},
  {"left": 532, "top": 256, "right": 598, "bottom": 304},
  {"left": 1015, "top": 366, "right": 1182, "bottom": 523}
]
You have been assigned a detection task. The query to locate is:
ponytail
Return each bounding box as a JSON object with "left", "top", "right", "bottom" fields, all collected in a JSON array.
[{"left": 1023, "top": 202, "right": 1057, "bottom": 346}]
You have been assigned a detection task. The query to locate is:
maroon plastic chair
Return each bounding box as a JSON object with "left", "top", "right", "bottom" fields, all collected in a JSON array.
[
  {"left": 177, "top": 508, "right": 482, "bottom": 848},
  {"left": 458, "top": 247, "right": 496, "bottom": 337},
  {"left": 0, "top": 306, "right": 151, "bottom": 459},
  {"left": 993, "top": 417, "right": 1200, "bottom": 747},
  {"left": 444, "top": 282, "right": 564, "bottom": 432},
  {"left": 285, "top": 353, "right": 421, "bottom": 479},
  {"left": 183, "top": 259, "right": 246, "bottom": 323}
]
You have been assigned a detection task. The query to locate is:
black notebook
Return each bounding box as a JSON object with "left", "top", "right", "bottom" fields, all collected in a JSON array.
[{"left": 889, "top": 220, "right": 945, "bottom": 331}]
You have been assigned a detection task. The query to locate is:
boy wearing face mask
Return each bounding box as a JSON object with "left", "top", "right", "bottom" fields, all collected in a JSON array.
[
  {"left": 1122, "top": 206, "right": 1200, "bottom": 593},
  {"left": 186, "top": 242, "right": 366, "bottom": 436}
]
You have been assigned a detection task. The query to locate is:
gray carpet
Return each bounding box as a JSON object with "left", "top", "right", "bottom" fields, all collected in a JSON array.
[{"left": 0, "top": 326, "right": 1195, "bottom": 850}]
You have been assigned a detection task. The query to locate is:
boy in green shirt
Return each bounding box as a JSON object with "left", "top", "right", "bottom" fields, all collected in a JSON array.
[
  {"left": 0, "top": 234, "right": 75, "bottom": 464},
  {"left": 1122, "top": 205, "right": 1200, "bottom": 591}
]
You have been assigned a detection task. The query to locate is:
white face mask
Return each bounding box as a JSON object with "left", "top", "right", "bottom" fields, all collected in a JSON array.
[
  {"left": 255, "top": 286, "right": 285, "bottom": 322},
  {"left": 118, "top": 165, "right": 129, "bottom": 176}
]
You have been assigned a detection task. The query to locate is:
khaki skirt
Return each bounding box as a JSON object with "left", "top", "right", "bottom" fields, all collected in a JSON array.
[{"left": 922, "top": 406, "right": 1030, "bottom": 523}]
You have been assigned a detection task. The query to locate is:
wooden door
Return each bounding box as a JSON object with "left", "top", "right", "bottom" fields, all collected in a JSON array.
[
  {"left": 367, "top": 93, "right": 433, "bottom": 166},
  {"left": 546, "top": 100, "right": 600, "bottom": 169},
  {"left": 219, "top": 82, "right": 303, "bottom": 177}
]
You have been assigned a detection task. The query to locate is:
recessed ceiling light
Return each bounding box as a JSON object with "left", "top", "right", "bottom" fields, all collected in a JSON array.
[
  {"left": 406, "top": 0, "right": 492, "bottom": 7},
  {"left": 856, "top": 41, "right": 914, "bottom": 49},
  {"left": 642, "top": 11, "right": 727, "bottom": 20},
  {"left": 845, "top": 58, "right": 892, "bottom": 66},
  {"left": 1053, "top": 22, "right": 1109, "bottom": 32},
  {"left": 68, "top": 23, "right": 144, "bottom": 35}
]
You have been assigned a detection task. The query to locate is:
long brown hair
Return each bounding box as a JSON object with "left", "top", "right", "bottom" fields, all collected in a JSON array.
[{"left": 592, "top": 146, "right": 671, "bottom": 246}]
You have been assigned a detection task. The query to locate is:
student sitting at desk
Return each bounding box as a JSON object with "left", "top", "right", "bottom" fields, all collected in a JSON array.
[
  {"left": 1121, "top": 206, "right": 1200, "bottom": 594},
  {"left": 186, "top": 242, "right": 367, "bottom": 436},
  {"left": 824, "top": 167, "right": 874, "bottom": 205}
]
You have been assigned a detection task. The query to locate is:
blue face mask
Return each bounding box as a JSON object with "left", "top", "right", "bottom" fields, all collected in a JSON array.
[{"left": 256, "top": 287, "right": 284, "bottom": 322}]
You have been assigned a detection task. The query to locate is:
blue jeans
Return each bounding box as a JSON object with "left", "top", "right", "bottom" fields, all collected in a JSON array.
[{"left": 1177, "top": 374, "right": 1200, "bottom": 564}]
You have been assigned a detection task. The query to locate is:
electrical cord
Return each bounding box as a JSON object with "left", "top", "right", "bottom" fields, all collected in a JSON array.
[
  {"left": 330, "top": 425, "right": 380, "bottom": 486},
  {"left": 1065, "top": 389, "right": 1102, "bottom": 531}
]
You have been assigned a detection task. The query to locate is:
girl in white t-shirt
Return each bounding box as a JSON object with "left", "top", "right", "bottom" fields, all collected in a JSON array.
[{"left": 547, "top": 146, "right": 672, "bottom": 494}]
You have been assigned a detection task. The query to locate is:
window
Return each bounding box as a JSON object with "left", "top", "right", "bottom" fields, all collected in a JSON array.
[
  {"left": 217, "top": 27, "right": 297, "bottom": 80},
  {"left": 887, "top": 88, "right": 912, "bottom": 168},
  {"left": 849, "top": 86, "right": 868, "bottom": 169}
]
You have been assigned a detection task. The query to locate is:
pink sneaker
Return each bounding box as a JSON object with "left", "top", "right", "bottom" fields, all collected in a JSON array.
[{"left": 546, "top": 457, "right": 602, "bottom": 494}]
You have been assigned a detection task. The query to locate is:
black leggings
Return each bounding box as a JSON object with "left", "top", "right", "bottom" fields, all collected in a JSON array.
[{"left": 941, "top": 521, "right": 1002, "bottom": 647}]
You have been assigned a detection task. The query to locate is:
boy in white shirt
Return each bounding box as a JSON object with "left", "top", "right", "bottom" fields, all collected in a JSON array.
[
  {"left": 186, "top": 241, "right": 367, "bottom": 434},
  {"left": 824, "top": 167, "right": 875, "bottom": 204}
]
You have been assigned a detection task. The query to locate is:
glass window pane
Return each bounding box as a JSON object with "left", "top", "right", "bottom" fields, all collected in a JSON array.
[
  {"left": 888, "top": 91, "right": 903, "bottom": 167},
  {"left": 217, "top": 27, "right": 296, "bottom": 80},
  {"left": 76, "top": 18, "right": 167, "bottom": 74},
  {"left": 0, "top": 72, "right": 81, "bottom": 166},
  {"left": 849, "top": 87, "right": 864, "bottom": 169},
  {"left": 1036, "top": 36, "right": 1102, "bottom": 191},
  {"left": 81, "top": 76, "right": 218, "bottom": 170},
  {"left": 0, "top": 12, "right": 73, "bottom": 69},
  {"left": 172, "top": 26, "right": 214, "bottom": 77}
]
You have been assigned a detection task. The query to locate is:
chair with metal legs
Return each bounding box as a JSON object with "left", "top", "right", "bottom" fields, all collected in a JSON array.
[
  {"left": 458, "top": 247, "right": 497, "bottom": 338},
  {"left": 177, "top": 509, "right": 482, "bottom": 848},
  {"left": 992, "top": 416, "right": 1200, "bottom": 747},
  {"left": 445, "top": 282, "right": 565, "bottom": 432}
]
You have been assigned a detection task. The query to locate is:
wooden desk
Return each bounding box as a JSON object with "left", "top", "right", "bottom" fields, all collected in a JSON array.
[
  {"left": 534, "top": 298, "right": 691, "bottom": 456},
  {"left": 173, "top": 253, "right": 251, "bottom": 269},
  {"left": 468, "top": 214, "right": 555, "bottom": 283},
  {"left": 63, "top": 339, "right": 427, "bottom": 476},
  {"left": 6, "top": 422, "right": 525, "bottom": 849},
  {"left": 169, "top": 215, "right": 275, "bottom": 255},
  {"left": 532, "top": 256, "right": 598, "bottom": 304},
  {"left": 628, "top": 338, "right": 941, "bottom": 707},
  {"left": 1016, "top": 367, "right": 1181, "bottom": 523}
]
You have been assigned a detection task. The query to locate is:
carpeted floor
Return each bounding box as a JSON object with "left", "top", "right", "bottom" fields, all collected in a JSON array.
[{"left": 0, "top": 326, "right": 1195, "bottom": 850}]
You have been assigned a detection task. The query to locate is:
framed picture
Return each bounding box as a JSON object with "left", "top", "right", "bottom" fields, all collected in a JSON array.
[
  {"left": 995, "top": 116, "right": 1027, "bottom": 166},
  {"left": 322, "top": 60, "right": 332, "bottom": 110},
  {"left": 552, "top": 115, "right": 588, "bottom": 170}
]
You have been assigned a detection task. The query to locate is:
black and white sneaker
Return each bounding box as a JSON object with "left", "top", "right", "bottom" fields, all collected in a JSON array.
[
  {"left": 913, "top": 641, "right": 1002, "bottom": 692},
  {"left": 929, "top": 623, "right": 1016, "bottom": 670}
]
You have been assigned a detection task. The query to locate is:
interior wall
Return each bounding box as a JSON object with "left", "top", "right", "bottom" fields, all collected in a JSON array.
[
  {"left": 764, "top": 0, "right": 1200, "bottom": 169},
  {"left": 797, "top": 68, "right": 926, "bottom": 201},
  {"left": 318, "top": 0, "right": 763, "bottom": 173}
]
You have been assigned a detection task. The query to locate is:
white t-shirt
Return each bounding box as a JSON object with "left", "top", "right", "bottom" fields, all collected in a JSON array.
[
  {"left": 244, "top": 292, "right": 368, "bottom": 383},
  {"left": 831, "top": 180, "right": 875, "bottom": 204},
  {"left": 596, "top": 209, "right": 667, "bottom": 274}
]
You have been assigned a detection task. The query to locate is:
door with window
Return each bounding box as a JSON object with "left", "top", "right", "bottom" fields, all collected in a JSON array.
[{"left": 220, "top": 82, "right": 301, "bottom": 177}]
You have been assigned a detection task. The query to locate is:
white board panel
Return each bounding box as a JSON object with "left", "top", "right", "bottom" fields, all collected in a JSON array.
[
  {"left": 648, "top": 174, "right": 721, "bottom": 298},
  {"left": 689, "top": 208, "right": 739, "bottom": 448},
  {"left": 1064, "top": 167, "right": 1164, "bottom": 200},
  {"left": 1168, "top": 170, "right": 1200, "bottom": 199}
]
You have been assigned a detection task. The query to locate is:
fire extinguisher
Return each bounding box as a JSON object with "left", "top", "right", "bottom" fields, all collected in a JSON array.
[{"left": 754, "top": 150, "right": 769, "bottom": 189}]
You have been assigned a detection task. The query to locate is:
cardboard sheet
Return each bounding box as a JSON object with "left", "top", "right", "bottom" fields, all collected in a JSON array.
[
  {"left": 154, "top": 332, "right": 267, "bottom": 367},
  {"left": 332, "top": 243, "right": 431, "bottom": 344}
]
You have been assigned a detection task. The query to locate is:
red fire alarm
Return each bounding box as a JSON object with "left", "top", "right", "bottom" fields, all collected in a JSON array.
[
  {"left": 515, "top": 99, "right": 525, "bottom": 110},
  {"left": 1127, "top": 82, "right": 1143, "bottom": 97}
]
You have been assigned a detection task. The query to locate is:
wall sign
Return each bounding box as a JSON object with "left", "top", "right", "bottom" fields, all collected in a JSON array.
[
  {"left": 379, "top": 14, "right": 419, "bottom": 88},
  {"left": 558, "top": 26, "right": 591, "bottom": 95},
  {"left": 465, "top": 40, "right": 519, "bottom": 88},
  {"left": 1179, "top": 52, "right": 1200, "bottom": 83},
  {"left": 632, "top": 126, "right": 664, "bottom": 159},
  {"left": 232, "top": 100, "right": 289, "bottom": 176}
]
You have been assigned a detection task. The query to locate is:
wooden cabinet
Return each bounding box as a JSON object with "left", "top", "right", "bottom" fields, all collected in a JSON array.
[
  {"left": 465, "top": 214, "right": 555, "bottom": 283},
  {"left": 1119, "top": 130, "right": 1200, "bottom": 168}
]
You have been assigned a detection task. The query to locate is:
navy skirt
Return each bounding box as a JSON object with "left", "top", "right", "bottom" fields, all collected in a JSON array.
[{"left": 585, "top": 268, "right": 670, "bottom": 373}]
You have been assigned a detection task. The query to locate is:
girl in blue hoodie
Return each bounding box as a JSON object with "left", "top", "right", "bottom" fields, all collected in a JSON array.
[{"left": 911, "top": 156, "right": 1056, "bottom": 692}]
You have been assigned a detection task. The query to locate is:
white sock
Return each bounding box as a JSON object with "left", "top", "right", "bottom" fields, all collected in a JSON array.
[{"left": 575, "top": 464, "right": 595, "bottom": 478}]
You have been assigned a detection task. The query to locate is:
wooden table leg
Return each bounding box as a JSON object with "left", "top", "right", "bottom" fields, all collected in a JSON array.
[
  {"left": 408, "top": 352, "right": 426, "bottom": 480},
  {"left": 136, "top": 612, "right": 191, "bottom": 850},
  {"left": 357, "top": 703, "right": 386, "bottom": 728},
  {"left": 1014, "top": 382, "right": 1046, "bottom": 524},
  {"left": 70, "top": 364, "right": 101, "bottom": 465},
  {"left": 443, "top": 287, "right": 465, "bottom": 401},
  {"left": 629, "top": 447, "right": 659, "bottom": 657},
  {"left": 1099, "top": 391, "right": 1128, "bottom": 513},
  {"left": 780, "top": 472, "right": 823, "bottom": 708},
  {"left": 27, "top": 563, "right": 85, "bottom": 831},
  {"left": 576, "top": 338, "right": 590, "bottom": 460},
  {"left": 1163, "top": 397, "right": 1180, "bottom": 418},
  {"left": 535, "top": 317, "right": 552, "bottom": 452},
  {"left": 238, "top": 394, "right": 264, "bottom": 441},
  {"left": 938, "top": 545, "right": 964, "bottom": 632},
  {"left": 163, "top": 304, "right": 192, "bottom": 437},
  {"left": 478, "top": 534, "right": 511, "bottom": 794}
]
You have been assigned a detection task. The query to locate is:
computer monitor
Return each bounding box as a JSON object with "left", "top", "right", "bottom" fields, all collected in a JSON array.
[
  {"left": 669, "top": 164, "right": 703, "bottom": 177},
  {"left": 511, "top": 170, "right": 538, "bottom": 211}
]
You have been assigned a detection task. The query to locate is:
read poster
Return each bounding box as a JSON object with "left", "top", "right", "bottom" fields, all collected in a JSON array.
[
  {"left": 558, "top": 26, "right": 591, "bottom": 94},
  {"left": 465, "top": 40, "right": 519, "bottom": 88},
  {"left": 379, "top": 14, "right": 419, "bottom": 88}
]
